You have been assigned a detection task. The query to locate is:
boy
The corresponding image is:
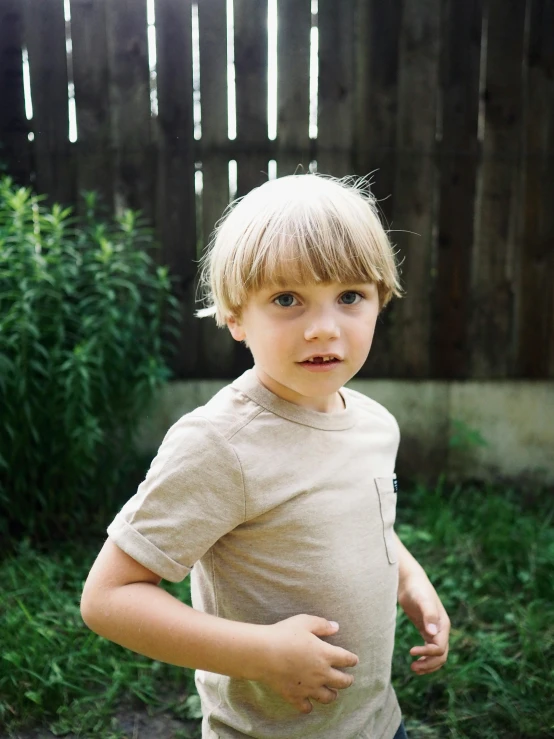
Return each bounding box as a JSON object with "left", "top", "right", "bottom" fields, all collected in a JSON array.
[{"left": 81, "top": 174, "right": 450, "bottom": 739}]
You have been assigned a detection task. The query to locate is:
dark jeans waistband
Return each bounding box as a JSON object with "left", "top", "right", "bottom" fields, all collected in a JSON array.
[{"left": 393, "top": 721, "right": 408, "bottom": 739}]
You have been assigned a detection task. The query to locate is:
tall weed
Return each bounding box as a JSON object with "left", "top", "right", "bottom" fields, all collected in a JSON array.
[{"left": 0, "top": 179, "right": 180, "bottom": 543}]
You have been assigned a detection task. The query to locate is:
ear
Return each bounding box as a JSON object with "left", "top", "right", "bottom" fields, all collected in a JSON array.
[{"left": 226, "top": 314, "right": 246, "bottom": 342}]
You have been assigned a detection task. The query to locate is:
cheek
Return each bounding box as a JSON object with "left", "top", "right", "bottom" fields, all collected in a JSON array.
[
  {"left": 264, "top": 327, "right": 292, "bottom": 349},
  {"left": 351, "top": 313, "right": 379, "bottom": 343},
  {"left": 246, "top": 319, "right": 289, "bottom": 351}
]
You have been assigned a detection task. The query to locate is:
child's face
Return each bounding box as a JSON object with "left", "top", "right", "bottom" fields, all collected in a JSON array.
[{"left": 226, "top": 280, "right": 380, "bottom": 413}]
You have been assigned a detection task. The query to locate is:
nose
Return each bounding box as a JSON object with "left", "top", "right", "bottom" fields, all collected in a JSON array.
[{"left": 303, "top": 307, "right": 341, "bottom": 342}]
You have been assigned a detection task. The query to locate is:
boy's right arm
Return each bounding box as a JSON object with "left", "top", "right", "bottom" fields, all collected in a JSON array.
[{"left": 81, "top": 539, "right": 358, "bottom": 714}]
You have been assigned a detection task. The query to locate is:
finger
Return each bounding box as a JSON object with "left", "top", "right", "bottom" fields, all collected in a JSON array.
[
  {"left": 410, "top": 643, "right": 444, "bottom": 657},
  {"left": 328, "top": 647, "right": 359, "bottom": 669},
  {"left": 420, "top": 664, "right": 444, "bottom": 675},
  {"left": 412, "top": 654, "right": 447, "bottom": 673},
  {"left": 412, "top": 660, "right": 445, "bottom": 675},
  {"left": 325, "top": 668, "right": 356, "bottom": 690},
  {"left": 311, "top": 686, "right": 338, "bottom": 705},
  {"left": 423, "top": 605, "right": 450, "bottom": 644},
  {"left": 308, "top": 616, "right": 340, "bottom": 638},
  {"left": 425, "top": 621, "right": 439, "bottom": 637},
  {"left": 297, "top": 698, "right": 313, "bottom": 714}
]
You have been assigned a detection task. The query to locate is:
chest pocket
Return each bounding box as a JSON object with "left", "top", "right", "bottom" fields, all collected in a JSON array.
[{"left": 374, "top": 476, "right": 398, "bottom": 564}]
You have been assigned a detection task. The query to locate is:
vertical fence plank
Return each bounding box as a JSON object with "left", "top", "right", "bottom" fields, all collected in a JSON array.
[
  {"left": 354, "top": 0, "right": 402, "bottom": 225},
  {"left": 24, "top": 0, "right": 73, "bottom": 205},
  {"left": 232, "top": 0, "right": 269, "bottom": 375},
  {"left": 392, "top": 0, "right": 440, "bottom": 378},
  {"left": 105, "top": 0, "right": 153, "bottom": 221},
  {"left": 155, "top": 0, "right": 198, "bottom": 378},
  {"left": 353, "top": 0, "right": 402, "bottom": 378},
  {"left": 433, "top": 0, "right": 483, "bottom": 378},
  {"left": 71, "top": 0, "right": 113, "bottom": 213},
  {"left": 277, "top": 0, "right": 311, "bottom": 176},
  {"left": 198, "top": 0, "right": 237, "bottom": 377},
  {"left": 317, "top": 0, "right": 355, "bottom": 177},
  {"left": 516, "top": 0, "right": 554, "bottom": 377},
  {"left": 234, "top": 0, "right": 268, "bottom": 197},
  {"left": 0, "top": 1, "right": 31, "bottom": 185},
  {"left": 469, "top": 0, "right": 526, "bottom": 378}
]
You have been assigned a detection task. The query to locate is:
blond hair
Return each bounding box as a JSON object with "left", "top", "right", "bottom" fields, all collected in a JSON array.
[{"left": 195, "top": 173, "right": 402, "bottom": 326}]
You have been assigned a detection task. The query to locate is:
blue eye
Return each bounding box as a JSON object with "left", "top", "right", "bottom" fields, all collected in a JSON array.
[
  {"left": 341, "top": 292, "right": 362, "bottom": 305},
  {"left": 274, "top": 294, "right": 297, "bottom": 307}
]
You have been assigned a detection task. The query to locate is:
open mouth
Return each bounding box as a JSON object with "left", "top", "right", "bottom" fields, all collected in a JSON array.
[{"left": 300, "top": 356, "right": 342, "bottom": 365}]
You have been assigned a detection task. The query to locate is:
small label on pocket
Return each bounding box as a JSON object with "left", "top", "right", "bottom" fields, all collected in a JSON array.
[{"left": 393, "top": 476, "right": 398, "bottom": 493}]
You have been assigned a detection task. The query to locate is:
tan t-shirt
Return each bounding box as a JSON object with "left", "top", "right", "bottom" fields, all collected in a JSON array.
[{"left": 108, "top": 368, "right": 402, "bottom": 739}]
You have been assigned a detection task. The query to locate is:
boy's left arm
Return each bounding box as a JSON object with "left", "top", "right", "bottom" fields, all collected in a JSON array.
[{"left": 394, "top": 532, "right": 450, "bottom": 674}]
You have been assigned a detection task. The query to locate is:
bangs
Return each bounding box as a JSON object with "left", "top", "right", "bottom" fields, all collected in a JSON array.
[
  {"left": 239, "top": 216, "right": 388, "bottom": 295},
  {"left": 196, "top": 173, "right": 403, "bottom": 326}
]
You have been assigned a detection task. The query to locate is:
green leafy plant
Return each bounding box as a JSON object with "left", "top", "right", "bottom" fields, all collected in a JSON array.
[{"left": 0, "top": 178, "right": 180, "bottom": 543}]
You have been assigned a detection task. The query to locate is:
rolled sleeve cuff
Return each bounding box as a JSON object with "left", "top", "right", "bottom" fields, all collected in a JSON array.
[{"left": 107, "top": 514, "right": 192, "bottom": 583}]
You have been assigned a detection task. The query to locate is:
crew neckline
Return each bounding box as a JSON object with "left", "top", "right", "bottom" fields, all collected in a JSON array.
[{"left": 232, "top": 368, "right": 357, "bottom": 431}]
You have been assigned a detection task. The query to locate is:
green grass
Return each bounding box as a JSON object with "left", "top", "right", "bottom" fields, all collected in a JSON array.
[
  {"left": 0, "top": 541, "right": 199, "bottom": 737},
  {"left": 1, "top": 482, "right": 553, "bottom": 738},
  {"left": 392, "top": 481, "right": 554, "bottom": 738}
]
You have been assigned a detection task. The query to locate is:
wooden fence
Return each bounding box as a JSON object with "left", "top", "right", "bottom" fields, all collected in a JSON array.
[{"left": 0, "top": 0, "right": 553, "bottom": 380}]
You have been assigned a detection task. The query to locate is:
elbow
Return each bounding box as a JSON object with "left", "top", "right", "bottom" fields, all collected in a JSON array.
[
  {"left": 80, "top": 594, "right": 95, "bottom": 631},
  {"left": 80, "top": 590, "right": 96, "bottom": 632},
  {"left": 80, "top": 580, "right": 107, "bottom": 635}
]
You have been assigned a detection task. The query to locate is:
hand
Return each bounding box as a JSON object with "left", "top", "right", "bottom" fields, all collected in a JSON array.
[
  {"left": 398, "top": 571, "right": 450, "bottom": 675},
  {"left": 261, "top": 614, "right": 359, "bottom": 714}
]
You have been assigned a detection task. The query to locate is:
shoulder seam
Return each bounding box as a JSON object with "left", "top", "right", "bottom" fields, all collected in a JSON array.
[
  {"left": 228, "top": 407, "right": 266, "bottom": 442},
  {"left": 192, "top": 394, "right": 264, "bottom": 442}
]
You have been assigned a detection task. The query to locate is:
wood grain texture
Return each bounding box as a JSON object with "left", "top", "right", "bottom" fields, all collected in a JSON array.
[
  {"left": 469, "top": 0, "right": 526, "bottom": 378},
  {"left": 24, "top": 0, "right": 73, "bottom": 204},
  {"left": 277, "top": 0, "right": 312, "bottom": 176},
  {"left": 233, "top": 0, "right": 268, "bottom": 196},
  {"left": 154, "top": 0, "right": 198, "bottom": 377},
  {"left": 354, "top": 0, "right": 402, "bottom": 223},
  {"left": 433, "top": 0, "right": 483, "bottom": 378},
  {"left": 105, "top": 0, "right": 153, "bottom": 219},
  {"left": 392, "top": 0, "right": 440, "bottom": 378},
  {"left": 353, "top": 0, "right": 403, "bottom": 378},
  {"left": 71, "top": 0, "right": 113, "bottom": 213},
  {"left": 317, "top": 0, "right": 355, "bottom": 177},
  {"left": 0, "top": 0, "right": 31, "bottom": 185},
  {"left": 516, "top": 0, "right": 554, "bottom": 377}
]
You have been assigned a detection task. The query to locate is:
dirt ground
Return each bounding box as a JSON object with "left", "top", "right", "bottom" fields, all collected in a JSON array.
[{"left": 1, "top": 708, "right": 201, "bottom": 739}]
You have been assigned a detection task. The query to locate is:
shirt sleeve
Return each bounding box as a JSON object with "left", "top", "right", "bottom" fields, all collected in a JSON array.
[{"left": 107, "top": 414, "right": 245, "bottom": 582}]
